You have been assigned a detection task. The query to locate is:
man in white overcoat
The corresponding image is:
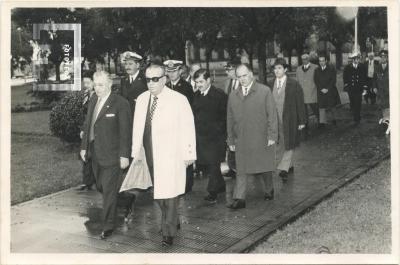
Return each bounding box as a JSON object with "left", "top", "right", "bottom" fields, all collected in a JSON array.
[{"left": 131, "top": 64, "right": 196, "bottom": 247}]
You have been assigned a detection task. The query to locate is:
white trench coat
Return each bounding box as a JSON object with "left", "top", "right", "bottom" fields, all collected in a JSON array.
[{"left": 131, "top": 87, "right": 196, "bottom": 199}]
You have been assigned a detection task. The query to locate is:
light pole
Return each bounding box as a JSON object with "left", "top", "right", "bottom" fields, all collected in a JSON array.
[
  {"left": 17, "top": 27, "right": 22, "bottom": 55},
  {"left": 336, "top": 7, "right": 359, "bottom": 54},
  {"left": 353, "top": 8, "right": 359, "bottom": 54}
]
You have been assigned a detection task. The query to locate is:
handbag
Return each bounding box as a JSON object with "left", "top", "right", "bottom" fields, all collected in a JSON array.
[{"left": 119, "top": 148, "right": 152, "bottom": 192}]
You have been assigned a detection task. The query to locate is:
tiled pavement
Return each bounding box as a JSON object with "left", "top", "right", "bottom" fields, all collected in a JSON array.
[{"left": 11, "top": 103, "right": 390, "bottom": 253}]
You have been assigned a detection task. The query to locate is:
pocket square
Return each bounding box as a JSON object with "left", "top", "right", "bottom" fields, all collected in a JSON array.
[{"left": 105, "top": 113, "right": 115, "bottom": 117}]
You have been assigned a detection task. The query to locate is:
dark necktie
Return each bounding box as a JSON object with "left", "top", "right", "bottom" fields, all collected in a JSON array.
[{"left": 89, "top": 98, "right": 102, "bottom": 141}]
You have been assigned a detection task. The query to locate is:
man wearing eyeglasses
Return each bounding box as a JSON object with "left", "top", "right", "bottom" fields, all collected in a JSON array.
[{"left": 131, "top": 64, "right": 196, "bottom": 247}]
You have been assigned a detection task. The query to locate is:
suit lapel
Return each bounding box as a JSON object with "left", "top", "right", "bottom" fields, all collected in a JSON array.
[
  {"left": 235, "top": 85, "right": 244, "bottom": 100},
  {"left": 95, "top": 93, "right": 115, "bottom": 123}
]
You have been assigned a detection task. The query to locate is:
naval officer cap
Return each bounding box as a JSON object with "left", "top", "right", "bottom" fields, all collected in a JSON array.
[
  {"left": 163, "top": 60, "right": 183, "bottom": 72},
  {"left": 122, "top": 51, "right": 143, "bottom": 62}
]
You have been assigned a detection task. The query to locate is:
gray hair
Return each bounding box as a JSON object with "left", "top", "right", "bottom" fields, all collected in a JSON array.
[{"left": 93, "top": 70, "right": 112, "bottom": 84}]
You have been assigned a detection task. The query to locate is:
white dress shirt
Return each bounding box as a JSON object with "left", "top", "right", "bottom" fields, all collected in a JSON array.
[
  {"left": 276, "top": 75, "right": 287, "bottom": 94},
  {"left": 201, "top": 85, "right": 211, "bottom": 96},
  {"left": 129, "top": 71, "right": 140, "bottom": 83},
  {"left": 242, "top": 81, "right": 254, "bottom": 96},
  {"left": 94, "top": 91, "right": 111, "bottom": 121}
]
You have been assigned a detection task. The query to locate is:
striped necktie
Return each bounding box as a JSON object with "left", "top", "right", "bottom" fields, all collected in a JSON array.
[{"left": 149, "top": 96, "right": 158, "bottom": 121}]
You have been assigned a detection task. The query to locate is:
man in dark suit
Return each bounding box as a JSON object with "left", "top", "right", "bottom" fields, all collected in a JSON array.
[
  {"left": 164, "top": 60, "right": 195, "bottom": 193},
  {"left": 343, "top": 52, "right": 368, "bottom": 125},
  {"left": 119, "top": 51, "right": 147, "bottom": 219},
  {"left": 222, "top": 61, "right": 240, "bottom": 180},
  {"left": 192, "top": 69, "right": 227, "bottom": 203},
  {"left": 374, "top": 50, "right": 390, "bottom": 118},
  {"left": 78, "top": 70, "right": 96, "bottom": 191},
  {"left": 120, "top": 51, "right": 148, "bottom": 114},
  {"left": 80, "top": 71, "right": 132, "bottom": 240},
  {"left": 164, "top": 60, "right": 194, "bottom": 105}
]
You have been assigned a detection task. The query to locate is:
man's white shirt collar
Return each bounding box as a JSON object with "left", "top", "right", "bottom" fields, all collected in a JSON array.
[
  {"left": 171, "top": 79, "right": 180, "bottom": 86},
  {"left": 242, "top": 81, "right": 254, "bottom": 95},
  {"left": 277, "top": 75, "right": 287, "bottom": 84},
  {"left": 129, "top": 71, "right": 139, "bottom": 82},
  {"left": 201, "top": 85, "right": 211, "bottom": 96},
  {"left": 304, "top": 63, "right": 310, "bottom": 69}
]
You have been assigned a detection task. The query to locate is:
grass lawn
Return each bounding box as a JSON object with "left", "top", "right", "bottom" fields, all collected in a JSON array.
[
  {"left": 11, "top": 134, "right": 82, "bottom": 205},
  {"left": 11, "top": 111, "right": 51, "bottom": 135},
  {"left": 252, "top": 159, "right": 391, "bottom": 254},
  {"left": 11, "top": 83, "right": 40, "bottom": 109}
]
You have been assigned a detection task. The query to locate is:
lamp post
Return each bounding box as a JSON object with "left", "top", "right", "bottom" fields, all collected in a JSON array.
[
  {"left": 353, "top": 8, "right": 359, "bottom": 54},
  {"left": 336, "top": 6, "right": 359, "bottom": 54},
  {"left": 17, "top": 27, "right": 22, "bottom": 55}
]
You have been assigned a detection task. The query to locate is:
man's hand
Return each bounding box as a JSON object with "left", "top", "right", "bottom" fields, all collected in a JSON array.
[
  {"left": 120, "top": 157, "right": 130, "bottom": 169},
  {"left": 267, "top": 140, "right": 275, "bottom": 146},
  {"left": 80, "top": 150, "right": 86, "bottom": 162},
  {"left": 184, "top": 160, "right": 195, "bottom": 167},
  {"left": 229, "top": 145, "right": 236, "bottom": 152},
  {"left": 298, "top": 124, "right": 306, "bottom": 130},
  {"left": 373, "top": 88, "right": 378, "bottom": 94},
  {"left": 321, "top": 88, "right": 328, "bottom": 94},
  {"left": 79, "top": 131, "right": 84, "bottom": 139}
]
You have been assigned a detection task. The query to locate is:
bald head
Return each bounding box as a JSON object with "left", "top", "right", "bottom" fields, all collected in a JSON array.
[{"left": 236, "top": 64, "right": 254, "bottom": 87}]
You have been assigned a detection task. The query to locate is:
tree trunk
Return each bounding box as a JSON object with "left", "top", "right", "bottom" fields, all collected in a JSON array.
[
  {"left": 205, "top": 47, "right": 211, "bottom": 72},
  {"left": 257, "top": 39, "right": 267, "bottom": 84},
  {"left": 55, "top": 61, "right": 61, "bottom": 81},
  {"left": 107, "top": 52, "right": 111, "bottom": 73},
  {"left": 335, "top": 44, "right": 343, "bottom": 69},
  {"left": 248, "top": 48, "right": 254, "bottom": 70},
  {"left": 288, "top": 49, "right": 292, "bottom": 72}
]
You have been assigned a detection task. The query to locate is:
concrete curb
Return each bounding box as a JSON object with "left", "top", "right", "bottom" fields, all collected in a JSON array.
[{"left": 222, "top": 153, "right": 390, "bottom": 253}]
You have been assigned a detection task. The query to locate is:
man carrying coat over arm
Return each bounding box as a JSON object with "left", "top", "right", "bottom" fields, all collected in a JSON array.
[
  {"left": 80, "top": 71, "right": 132, "bottom": 240},
  {"left": 131, "top": 64, "right": 196, "bottom": 247}
]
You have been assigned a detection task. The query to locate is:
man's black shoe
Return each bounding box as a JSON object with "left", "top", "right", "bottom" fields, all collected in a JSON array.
[
  {"left": 227, "top": 199, "right": 246, "bottom": 210},
  {"left": 162, "top": 236, "right": 173, "bottom": 247},
  {"left": 279, "top": 170, "right": 289, "bottom": 182},
  {"left": 264, "top": 189, "right": 274, "bottom": 201},
  {"left": 100, "top": 229, "right": 113, "bottom": 240},
  {"left": 124, "top": 194, "right": 136, "bottom": 222},
  {"left": 77, "top": 184, "right": 91, "bottom": 191},
  {"left": 204, "top": 194, "right": 217, "bottom": 203}
]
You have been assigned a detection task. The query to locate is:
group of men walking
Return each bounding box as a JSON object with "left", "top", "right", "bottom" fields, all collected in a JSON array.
[{"left": 78, "top": 49, "right": 389, "bottom": 247}]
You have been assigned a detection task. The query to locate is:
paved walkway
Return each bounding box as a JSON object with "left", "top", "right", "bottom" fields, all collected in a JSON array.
[{"left": 11, "top": 104, "right": 389, "bottom": 253}]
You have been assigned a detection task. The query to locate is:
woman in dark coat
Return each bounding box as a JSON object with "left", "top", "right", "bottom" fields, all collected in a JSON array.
[
  {"left": 314, "top": 55, "right": 341, "bottom": 126},
  {"left": 268, "top": 58, "right": 306, "bottom": 182}
]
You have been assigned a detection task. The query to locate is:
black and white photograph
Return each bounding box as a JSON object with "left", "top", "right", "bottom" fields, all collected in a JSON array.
[{"left": 1, "top": 0, "right": 399, "bottom": 264}]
